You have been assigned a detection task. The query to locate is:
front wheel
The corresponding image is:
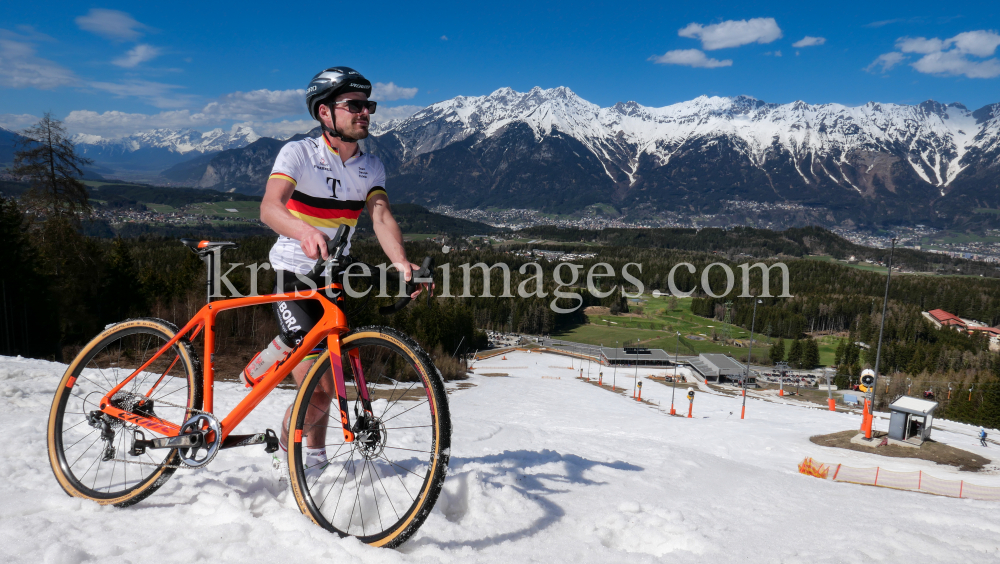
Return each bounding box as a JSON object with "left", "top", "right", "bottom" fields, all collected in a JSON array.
[{"left": 287, "top": 326, "right": 451, "bottom": 548}]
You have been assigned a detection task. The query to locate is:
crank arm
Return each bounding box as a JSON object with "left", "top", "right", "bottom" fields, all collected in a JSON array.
[
  {"left": 135, "top": 431, "right": 206, "bottom": 451},
  {"left": 221, "top": 429, "right": 280, "bottom": 453}
]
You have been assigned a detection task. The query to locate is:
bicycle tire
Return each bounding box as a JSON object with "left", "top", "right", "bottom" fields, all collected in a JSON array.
[
  {"left": 47, "top": 318, "right": 202, "bottom": 506},
  {"left": 288, "top": 326, "right": 451, "bottom": 547}
]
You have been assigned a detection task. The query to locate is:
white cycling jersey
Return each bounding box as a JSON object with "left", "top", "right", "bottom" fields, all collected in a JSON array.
[{"left": 267, "top": 134, "right": 386, "bottom": 274}]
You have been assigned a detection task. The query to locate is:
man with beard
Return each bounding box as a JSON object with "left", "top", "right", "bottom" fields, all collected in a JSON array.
[{"left": 259, "top": 67, "right": 426, "bottom": 477}]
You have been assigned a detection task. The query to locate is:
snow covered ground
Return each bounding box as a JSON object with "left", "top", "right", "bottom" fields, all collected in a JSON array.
[{"left": 2, "top": 350, "right": 999, "bottom": 563}]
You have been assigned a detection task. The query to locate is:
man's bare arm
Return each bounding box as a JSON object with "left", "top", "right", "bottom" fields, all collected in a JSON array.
[
  {"left": 367, "top": 193, "right": 429, "bottom": 297},
  {"left": 260, "top": 177, "right": 330, "bottom": 259}
]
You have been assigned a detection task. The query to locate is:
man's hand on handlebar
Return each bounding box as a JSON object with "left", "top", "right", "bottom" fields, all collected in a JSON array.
[
  {"left": 300, "top": 229, "right": 330, "bottom": 260},
  {"left": 396, "top": 261, "right": 435, "bottom": 299}
]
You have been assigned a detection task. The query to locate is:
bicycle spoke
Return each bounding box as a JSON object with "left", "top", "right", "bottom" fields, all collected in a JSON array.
[
  {"left": 370, "top": 456, "right": 401, "bottom": 520},
  {"left": 381, "top": 399, "right": 429, "bottom": 425}
]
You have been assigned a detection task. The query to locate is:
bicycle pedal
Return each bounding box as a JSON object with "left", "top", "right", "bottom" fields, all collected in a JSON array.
[
  {"left": 264, "top": 428, "right": 280, "bottom": 453},
  {"left": 129, "top": 430, "right": 148, "bottom": 456}
]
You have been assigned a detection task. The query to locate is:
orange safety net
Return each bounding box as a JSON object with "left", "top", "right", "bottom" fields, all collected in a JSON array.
[
  {"left": 799, "top": 457, "right": 1000, "bottom": 502},
  {"left": 797, "top": 457, "right": 830, "bottom": 479}
]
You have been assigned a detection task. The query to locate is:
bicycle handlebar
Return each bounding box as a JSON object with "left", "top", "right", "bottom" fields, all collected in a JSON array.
[
  {"left": 378, "top": 256, "right": 434, "bottom": 315},
  {"left": 292, "top": 226, "right": 433, "bottom": 315},
  {"left": 281, "top": 225, "right": 351, "bottom": 292}
]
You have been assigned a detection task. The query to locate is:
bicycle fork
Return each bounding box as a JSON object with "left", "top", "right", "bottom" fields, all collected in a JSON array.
[{"left": 326, "top": 341, "right": 375, "bottom": 444}]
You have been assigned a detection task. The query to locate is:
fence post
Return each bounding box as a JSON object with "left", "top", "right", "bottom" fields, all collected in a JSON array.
[
  {"left": 918, "top": 470, "right": 922, "bottom": 491},
  {"left": 959, "top": 481, "right": 964, "bottom": 498},
  {"left": 874, "top": 467, "right": 880, "bottom": 486},
  {"left": 832, "top": 464, "right": 842, "bottom": 481}
]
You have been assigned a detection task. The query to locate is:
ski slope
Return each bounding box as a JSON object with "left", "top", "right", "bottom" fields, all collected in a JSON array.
[{"left": 1, "top": 350, "right": 998, "bottom": 563}]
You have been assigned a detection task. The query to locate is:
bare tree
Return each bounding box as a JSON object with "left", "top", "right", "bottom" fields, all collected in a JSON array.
[{"left": 11, "top": 113, "right": 92, "bottom": 220}]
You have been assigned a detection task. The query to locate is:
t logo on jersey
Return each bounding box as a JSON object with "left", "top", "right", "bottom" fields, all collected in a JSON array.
[{"left": 326, "top": 177, "right": 342, "bottom": 198}]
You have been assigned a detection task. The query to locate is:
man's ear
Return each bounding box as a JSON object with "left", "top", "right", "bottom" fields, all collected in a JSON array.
[{"left": 318, "top": 103, "right": 332, "bottom": 124}]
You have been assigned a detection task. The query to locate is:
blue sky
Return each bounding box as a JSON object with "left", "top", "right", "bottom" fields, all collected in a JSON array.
[{"left": 1, "top": 1, "right": 998, "bottom": 138}]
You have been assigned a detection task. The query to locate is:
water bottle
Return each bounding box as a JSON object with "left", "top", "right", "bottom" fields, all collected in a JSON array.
[{"left": 242, "top": 335, "right": 293, "bottom": 387}]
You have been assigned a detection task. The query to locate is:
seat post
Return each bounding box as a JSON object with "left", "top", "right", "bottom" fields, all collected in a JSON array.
[{"left": 202, "top": 250, "right": 216, "bottom": 304}]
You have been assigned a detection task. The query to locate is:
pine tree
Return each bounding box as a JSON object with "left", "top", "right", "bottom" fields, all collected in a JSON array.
[
  {"left": 10, "top": 113, "right": 92, "bottom": 221},
  {"left": 769, "top": 337, "right": 785, "bottom": 363},
  {"left": 787, "top": 338, "right": 803, "bottom": 367},
  {"left": 802, "top": 339, "right": 820, "bottom": 369}
]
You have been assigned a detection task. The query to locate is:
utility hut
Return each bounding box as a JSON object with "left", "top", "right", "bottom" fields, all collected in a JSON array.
[{"left": 888, "top": 397, "right": 938, "bottom": 446}]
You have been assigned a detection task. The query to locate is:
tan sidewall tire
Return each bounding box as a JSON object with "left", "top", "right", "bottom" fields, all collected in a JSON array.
[
  {"left": 288, "top": 327, "right": 451, "bottom": 548},
  {"left": 47, "top": 318, "right": 201, "bottom": 507}
]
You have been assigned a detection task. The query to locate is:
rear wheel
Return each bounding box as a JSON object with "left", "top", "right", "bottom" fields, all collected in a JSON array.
[
  {"left": 288, "top": 326, "right": 451, "bottom": 547},
  {"left": 47, "top": 318, "right": 202, "bottom": 506}
]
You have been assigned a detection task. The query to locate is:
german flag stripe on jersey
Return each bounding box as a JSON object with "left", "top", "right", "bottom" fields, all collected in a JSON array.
[
  {"left": 366, "top": 186, "right": 387, "bottom": 201},
  {"left": 269, "top": 172, "right": 296, "bottom": 186},
  {"left": 286, "top": 191, "right": 362, "bottom": 228},
  {"left": 289, "top": 190, "right": 364, "bottom": 211},
  {"left": 288, "top": 208, "right": 360, "bottom": 228}
]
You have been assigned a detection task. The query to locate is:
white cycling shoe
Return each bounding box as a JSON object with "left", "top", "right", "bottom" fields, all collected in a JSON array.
[{"left": 271, "top": 443, "right": 329, "bottom": 486}]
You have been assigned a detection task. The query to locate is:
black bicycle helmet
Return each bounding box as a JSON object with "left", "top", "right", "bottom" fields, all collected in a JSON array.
[{"left": 306, "top": 67, "right": 372, "bottom": 121}]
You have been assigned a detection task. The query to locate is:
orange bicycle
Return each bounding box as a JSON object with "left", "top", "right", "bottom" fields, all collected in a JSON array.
[{"left": 46, "top": 226, "right": 451, "bottom": 548}]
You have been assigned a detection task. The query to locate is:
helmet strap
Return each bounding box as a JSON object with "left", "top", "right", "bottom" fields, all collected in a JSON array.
[{"left": 320, "top": 103, "right": 360, "bottom": 144}]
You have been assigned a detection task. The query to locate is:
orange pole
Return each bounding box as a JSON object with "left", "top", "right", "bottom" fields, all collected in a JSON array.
[
  {"left": 741, "top": 404, "right": 745, "bottom": 419},
  {"left": 827, "top": 397, "right": 836, "bottom": 411},
  {"left": 779, "top": 389, "right": 784, "bottom": 396},
  {"left": 670, "top": 404, "right": 676, "bottom": 415},
  {"left": 637, "top": 388, "right": 641, "bottom": 401},
  {"left": 861, "top": 399, "right": 873, "bottom": 438},
  {"left": 688, "top": 401, "right": 693, "bottom": 418}
]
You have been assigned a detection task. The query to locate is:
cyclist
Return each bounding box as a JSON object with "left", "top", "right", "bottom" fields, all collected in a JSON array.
[{"left": 259, "top": 66, "right": 427, "bottom": 474}]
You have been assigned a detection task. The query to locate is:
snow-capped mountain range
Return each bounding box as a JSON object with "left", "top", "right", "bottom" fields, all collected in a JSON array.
[
  {"left": 356, "top": 87, "right": 1000, "bottom": 224},
  {"left": 373, "top": 86, "right": 999, "bottom": 196},
  {"left": 8, "top": 86, "right": 998, "bottom": 225},
  {"left": 74, "top": 125, "right": 260, "bottom": 156}
]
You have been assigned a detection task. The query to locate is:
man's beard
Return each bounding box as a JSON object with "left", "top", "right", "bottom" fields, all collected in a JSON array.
[{"left": 338, "top": 120, "right": 370, "bottom": 142}]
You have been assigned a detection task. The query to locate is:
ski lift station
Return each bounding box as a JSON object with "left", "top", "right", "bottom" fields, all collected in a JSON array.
[
  {"left": 598, "top": 346, "right": 672, "bottom": 367},
  {"left": 888, "top": 396, "right": 939, "bottom": 446},
  {"left": 688, "top": 354, "right": 753, "bottom": 386}
]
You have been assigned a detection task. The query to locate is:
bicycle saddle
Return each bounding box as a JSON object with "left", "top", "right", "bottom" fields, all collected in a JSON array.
[{"left": 180, "top": 239, "right": 239, "bottom": 254}]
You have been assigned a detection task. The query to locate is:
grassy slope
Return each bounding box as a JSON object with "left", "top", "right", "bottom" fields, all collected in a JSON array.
[{"left": 552, "top": 295, "right": 838, "bottom": 366}]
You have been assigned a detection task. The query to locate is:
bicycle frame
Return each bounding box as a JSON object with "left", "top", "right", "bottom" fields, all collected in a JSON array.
[{"left": 96, "top": 282, "right": 366, "bottom": 444}]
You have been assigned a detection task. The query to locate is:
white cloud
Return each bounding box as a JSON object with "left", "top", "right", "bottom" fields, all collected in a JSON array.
[
  {"left": 912, "top": 50, "right": 1000, "bottom": 78},
  {"left": 373, "top": 82, "right": 419, "bottom": 101},
  {"left": 764, "top": 50, "right": 782, "bottom": 57},
  {"left": 792, "top": 36, "right": 825, "bottom": 48},
  {"left": 440, "top": 35, "right": 448, "bottom": 41},
  {"left": 112, "top": 44, "right": 161, "bottom": 68},
  {"left": 0, "top": 113, "right": 40, "bottom": 131},
  {"left": 678, "top": 18, "right": 782, "bottom": 50},
  {"left": 865, "top": 52, "right": 907, "bottom": 73},
  {"left": 884, "top": 30, "right": 1000, "bottom": 79},
  {"left": 75, "top": 9, "right": 148, "bottom": 41},
  {"left": 197, "top": 89, "right": 306, "bottom": 121},
  {"left": 62, "top": 88, "right": 313, "bottom": 138},
  {"left": 88, "top": 79, "right": 197, "bottom": 109},
  {"left": 231, "top": 120, "right": 316, "bottom": 140},
  {"left": 896, "top": 36, "right": 946, "bottom": 54},
  {"left": 64, "top": 109, "right": 202, "bottom": 138},
  {"left": 649, "top": 49, "right": 733, "bottom": 68},
  {"left": 0, "top": 38, "right": 77, "bottom": 89},
  {"left": 948, "top": 30, "right": 1000, "bottom": 57}
]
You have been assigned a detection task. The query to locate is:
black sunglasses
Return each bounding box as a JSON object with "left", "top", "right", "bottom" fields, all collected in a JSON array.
[{"left": 331, "top": 99, "right": 377, "bottom": 114}]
